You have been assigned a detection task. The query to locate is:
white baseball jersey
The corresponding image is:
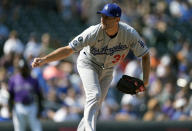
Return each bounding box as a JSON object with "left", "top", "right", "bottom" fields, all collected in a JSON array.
[
  {"left": 70, "top": 21, "right": 149, "bottom": 131},
  {"left": 69, "top": 22, "right": 149, "bottom": 69}
]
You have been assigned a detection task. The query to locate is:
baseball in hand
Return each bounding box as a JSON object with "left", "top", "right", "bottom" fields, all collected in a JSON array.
[{"left": 31, "top": 58, "right": 43, "bottom": 68}]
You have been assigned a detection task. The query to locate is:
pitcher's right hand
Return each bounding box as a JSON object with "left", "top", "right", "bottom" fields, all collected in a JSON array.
[{"left": 31, "top": 57, "right": 46, "bottom": 68}]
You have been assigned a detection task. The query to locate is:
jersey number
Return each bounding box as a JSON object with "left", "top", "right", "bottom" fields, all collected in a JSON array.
[{"left": 112, "top": 54, "right": 125, "bottom": 64}]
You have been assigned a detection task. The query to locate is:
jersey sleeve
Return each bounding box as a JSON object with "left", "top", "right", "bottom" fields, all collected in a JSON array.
[
  {"left": 130, "top": 30, "right": 149, "bottom": 57},
  {"left": 68, "top": 26, "right": 96, "bottom": 52}
]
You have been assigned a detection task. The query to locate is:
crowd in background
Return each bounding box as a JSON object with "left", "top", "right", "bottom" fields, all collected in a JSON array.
[{"left": 0, "top": 0, "right": 191, "bottom": 123}]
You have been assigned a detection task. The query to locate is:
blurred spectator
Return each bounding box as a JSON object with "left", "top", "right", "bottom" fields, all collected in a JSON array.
[
  {"left": 39, "top": 33, "right": 54, "bottom": 57},
  {"left": 124, "top": 59, "right": 142, "bottom": 78},
  {"left": 115, "top": 94, "right": 139, "bottom": 121},
  {"left": 24, "top": 32, "right": 41, "bottom": 61},
  {"left": 57, "top": 60, "right": 82, "bottom": 93},
  {"left": 0, "top": 67, "right": 9, "bottom": 121},
  {"left": 0, "top": 52, "right": 22, "bottom": 76},
  {"left": 158, "top": 82, "right": 175, "bottom": 105},
  {"left": 8, "top": 59, "right": 43, "bottom": 131},
  {"left": 156, "top": 54, "right": 177, "bottom": 83},
  {"left": 172, "top": 97, "right": 188, "bottom": 120},
  {"left": 149, "top": 47, "right": 160, "bottom": 70},
  {"left": 148, "top": 78, "right": 162, "bottom": 98},
  {"left": 143, "top": 98, "right": 165, "bottom": 121},
  {"left": 120, "top": 94, "right": 146, "bottom": 117},
  {"left": 43, "top": 65, "right": 62, "bottom": 81},
  {"left": 3, "top": 30, "right": 24, "bottom": 55},
  {"left": 177, "top": 40, "right": 192, "bottom": 67},
  {"left": 47, "top": 102, "right": 80, "bottom": 122},
  {"left": 0, "top": 21, "right": 9, "bottom": 44},
  {"left": 63, "top": 87, "right": 84, "bottom": 115},
  {"left": 184, "top": 95, "right": 192, "bottom": 120},
  {"left": 31, "top": 66, "right": 48, "bottom": 98},
  {"left": 56, "top": 0, "right": 75, "bottom": 20},
  {"left": 161, "top": 99, "right": 175, "bottom": 120},
  {"left": 99, "top": 98, "right": 119, "bottom": 120},
  {"left": 0, "top": 80, "right": 10, "bottom": 121},
  {"left": 43, "top": 65, "right": 63, "bottom": 108},
  {"left": 80, "top": 0, "right": 106, "bottom": 25},
  {"left": 169, "top": 0, "right": 192, "bottom": 21}
]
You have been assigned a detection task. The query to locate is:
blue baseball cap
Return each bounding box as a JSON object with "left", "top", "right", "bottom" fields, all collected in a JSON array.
[{"left": 97, "top": 3, "right": 121, "bottom": 17}]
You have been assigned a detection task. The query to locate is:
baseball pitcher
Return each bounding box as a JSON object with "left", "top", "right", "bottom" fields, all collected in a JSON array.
[{"left": 32, "top": 3, "right": 150, "bottom": 131}]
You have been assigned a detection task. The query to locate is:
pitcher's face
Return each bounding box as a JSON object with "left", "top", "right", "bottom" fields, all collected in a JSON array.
[{"left": 101, "top": 14, "right": 120, "bottom": 30}]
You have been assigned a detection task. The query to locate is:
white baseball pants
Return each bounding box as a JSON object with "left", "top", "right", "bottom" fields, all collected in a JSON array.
[
  {"left": 77, "top": 61, "right": 113, "bottom": 131},
  {"left": 13, "top": 103, "right": 42, "bottom": 131}
]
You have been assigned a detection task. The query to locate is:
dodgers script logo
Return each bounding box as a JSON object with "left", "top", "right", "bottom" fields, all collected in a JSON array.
[{"left": 91, "top": 43, "right": 128, "bottom": 56}]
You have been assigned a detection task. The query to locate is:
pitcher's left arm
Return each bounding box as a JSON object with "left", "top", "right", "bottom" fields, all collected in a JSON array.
[{"left": 142, "top": 52, "right": 150, "bottom": 87}]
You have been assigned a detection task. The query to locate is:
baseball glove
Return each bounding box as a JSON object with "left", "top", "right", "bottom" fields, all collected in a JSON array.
[{"left": 116, "top": 75, "right": 146, "bottom": 95}]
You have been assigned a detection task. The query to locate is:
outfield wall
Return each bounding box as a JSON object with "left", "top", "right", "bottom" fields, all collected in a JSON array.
[{"left": 0, "top": 120, "right": 191, "bottom": 131}]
